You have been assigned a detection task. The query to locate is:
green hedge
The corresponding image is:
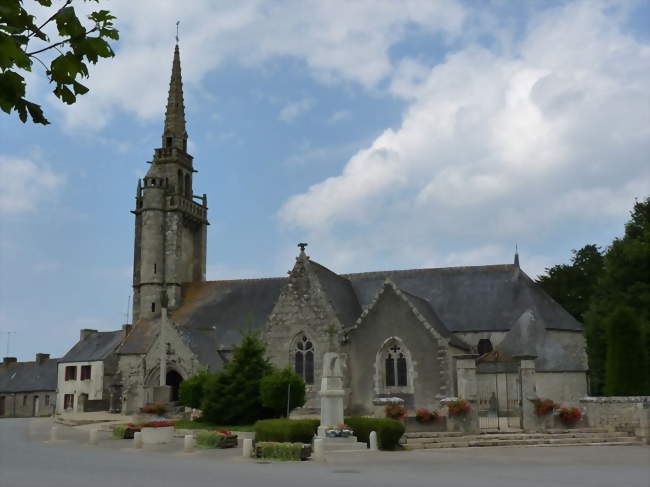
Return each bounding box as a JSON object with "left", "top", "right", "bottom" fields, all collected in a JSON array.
[
  {"left": 112, "top": 424, "right": 128, "bottom": 439},
  {"left": 195, "top": 431, "right": 226, "bottom": 448},
  {"left": 344, "top": 416, "right": 405, "bottom": 450},
  {"left": 257, "top": 442, "right": 304, "bottom": 461},
  {"left": 254, "top": 419, "right": 320, "bottom": 443}
]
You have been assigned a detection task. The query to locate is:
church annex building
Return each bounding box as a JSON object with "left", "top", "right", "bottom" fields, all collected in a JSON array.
[{"left": 57, "top": 44, "right": 589, "bottom": 430}]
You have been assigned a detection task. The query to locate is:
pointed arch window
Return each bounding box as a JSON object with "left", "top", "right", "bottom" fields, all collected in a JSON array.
[
  {"left": 385, "top": 344, "right": 408, "bottom": 387},
  {"left": 377, "top": 338, "right": 413, "bottom": 393},
  {"left": 294, "top": 334, "right": 314, "bottom": 384}
]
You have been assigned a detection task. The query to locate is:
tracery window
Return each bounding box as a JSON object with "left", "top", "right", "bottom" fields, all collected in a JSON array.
[
  {"left": 385, "top": 344, "right": 408, "bottom": 387},
  {"left": 294, "top": 334, "right": 314, "bottom": 385}
]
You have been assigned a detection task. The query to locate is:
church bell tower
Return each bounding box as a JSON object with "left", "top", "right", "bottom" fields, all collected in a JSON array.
[{"left": 131, "top": 44, "right": 208, "bottom": 322}]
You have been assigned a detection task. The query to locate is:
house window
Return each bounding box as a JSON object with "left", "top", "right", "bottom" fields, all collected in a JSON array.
[
  {"left": 44, "top": 395, "right": 50, "bottom": 406},
  {"left": 65, "top": 365, "right": 77, "bottom": 381},
  {"left": 294, "top": 334, "right": 314, "bottom": 385},
  {"left": 64, "top": 394, "right": 74, "bottom": 410},
  {"left": 80, "top": 365, "right": 91, "bottom": 380},
  {"left": 477, "top": 339, "right": 493, "bottom": 356},
  {"left": 385, "top": 344, "right": 408, "bottom": 387}
]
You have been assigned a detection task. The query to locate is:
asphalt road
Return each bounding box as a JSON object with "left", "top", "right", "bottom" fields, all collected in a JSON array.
[{"left": 0, "top": 418, "right": 648, "bottom": 487}]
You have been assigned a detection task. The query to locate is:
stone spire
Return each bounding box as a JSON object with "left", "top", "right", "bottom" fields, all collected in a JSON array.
[
  {"left": 514, "top": 244, "right": 520, "bottom": 268},
  {"left": 162, "top": 44, "right": 187, "bottom": 152}
]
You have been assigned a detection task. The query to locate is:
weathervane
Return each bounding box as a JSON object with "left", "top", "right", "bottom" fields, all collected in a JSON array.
[{"left": 176, "top": 20, "right": 180, "bottom": 43}]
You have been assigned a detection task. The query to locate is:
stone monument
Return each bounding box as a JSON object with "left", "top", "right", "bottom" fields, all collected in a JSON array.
[{"left": 314, "top": 352, "right": 366, "bottom": 450}]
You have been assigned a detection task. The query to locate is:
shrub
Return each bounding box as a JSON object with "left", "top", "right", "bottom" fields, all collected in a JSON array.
[
  {"left": 447, "top": 399, "right": 470, "bottom": 417},
  {"left": 195, "top": 431, "right": 226, "bottom": 448},
  {"left": 254, "top": 419, "right": 320, "bottom": 443},
  {"left": 179, "top": 367, "right": 210, "bottom": 409},
  {"left": 142, "top": 402, "right": 166, "bottom": 415},
  {"left": 201, "top": 333, "right": 274, "bottom": 425},
  {"left": 256, "top": 442, "right": 305, "bottom": 461},
  {"left": 384, "top": 404, "right": 407, "bottom": 420},
  {"left": 260, "top": 367, "right": 306, "bottom": 417},
  {"left": 344, "top": 416, "right": 405, "bottom": 450},
  {"left": 558, "top": 407, "right": 582, "bottom": 425},
  {"left": 112, "top": 424, "right": 128, "bottom": 439}
]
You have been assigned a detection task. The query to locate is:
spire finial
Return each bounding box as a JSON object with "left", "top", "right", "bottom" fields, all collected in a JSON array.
[
  {"left": 298, "top": 242, "right": 308, "bottom": 253},
  {"left": 176, "top": 20, "right": 180, "bottom": 43},
  {"left": 514, "top": 244, "right": 520, "bottom": 268}
]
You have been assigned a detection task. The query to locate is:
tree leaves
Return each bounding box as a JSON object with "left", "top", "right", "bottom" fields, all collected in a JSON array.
[{"left": 0, "top": 0, "right": 119, "bottom": 125}]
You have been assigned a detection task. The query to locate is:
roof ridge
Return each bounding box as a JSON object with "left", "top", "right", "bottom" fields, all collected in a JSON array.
[
  {"left": 197, "top": 276, "right": 287, "bottom": 284},
  {"left": 343, "top": 264, "right": 516, "bottom": 279}
]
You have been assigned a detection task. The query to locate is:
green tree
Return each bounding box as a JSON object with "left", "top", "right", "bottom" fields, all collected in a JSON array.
[
  {"left": 178, "top": 367, "right": 210, "bottom": 409},
  {"left": 585, "top": 197, "right": 650, "bottom": 395},
  {"left": 0, "top": 0, "right": 119, "bottom": 124},
  {"left": 604, "top": 306, "right": 649, "bottom": 396},
  {"left": 260, "top": 367, "right": 306, "bottom": 418},
  {"left": 201, "top": 332, "right": 274, "bottom": 425},
  {"left": 537, "top": 244, "right": 604, "bottom": 322}
]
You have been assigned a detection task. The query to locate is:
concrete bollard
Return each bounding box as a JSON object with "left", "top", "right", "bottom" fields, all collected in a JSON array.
[
  {"left": 50, "top": 426, "right": 58, "bottom": 442},
  {"left": 89, "top": 429, "right": 99, "bottom": 445},
  {"left": 313, "top": 438, "right": 324, "bottom": 462},
  {"left": 369, "top": 431, "right": 378, "bottom": 451},
  {"left": 242, "top": 438, "right": 253, "bottom": 458},
  {"left": 133, "top": 432, "right": 143, "bottom": 449},
  {"left": 183, "top": 434, "right": 194, "bottom": 453}
]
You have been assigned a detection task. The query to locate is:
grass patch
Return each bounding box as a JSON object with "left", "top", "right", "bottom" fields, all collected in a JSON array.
[{"left": 174, "top": 419, "right": 255, "bottom": 432}]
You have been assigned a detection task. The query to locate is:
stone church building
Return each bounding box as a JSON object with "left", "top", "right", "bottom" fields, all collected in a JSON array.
[{"left": 115, "top": 45, "right": 588, "bottom": 421}]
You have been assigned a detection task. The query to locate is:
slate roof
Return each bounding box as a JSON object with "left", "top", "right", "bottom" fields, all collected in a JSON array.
[
  {"left": 60, "top": 330, "right": 124, "bottom": 363},
  {"left": 0, "top": 359, "right": 59, "bottom": 393},
  {"left": 310, "top": 260, "right": 362, "bottom": 328}
]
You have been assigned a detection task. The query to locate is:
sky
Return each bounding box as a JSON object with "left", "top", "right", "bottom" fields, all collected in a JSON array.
[{"left": 0, "top": 0, "right": 648, "bottom": 361}]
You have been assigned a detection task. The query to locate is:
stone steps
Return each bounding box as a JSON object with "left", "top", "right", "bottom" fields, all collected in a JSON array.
[{"left": 404, "top": 429, "right": 640, "bottom": 450}]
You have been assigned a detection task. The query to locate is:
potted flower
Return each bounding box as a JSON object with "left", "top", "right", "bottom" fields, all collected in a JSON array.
[
  {"left": 325, "top": 424, "right": 355, "bottom": 438},
  {"left": 385, "top": 404, "right": 407, "bottom": 420},
  {"left": 415, "top": 408, "right": 440, "bottom": 423},
  {"left": 532, "top": 399, "right": 559, "bottom": 416},
  {"left": 447, "top": 399, "right": 470, "bottom": 417},
  {"left": 557, "top": 407, "right": 582, "bottom": 426},
  {"left": 140, "top": 420, "right": 176, "bottom": 445}
]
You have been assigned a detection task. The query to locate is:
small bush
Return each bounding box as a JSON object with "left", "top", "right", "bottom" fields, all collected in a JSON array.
[
  {"left": 257, "top": 442, "right": 305, "bottom": 461},
  {"left": 254, "top": 419, "right": 320, "bottom": 443},
  {"left": 344, "top": 416, "right": 405, "bottom": 450},
  {"left": 260, "top": 367, "right": 306, "bottom": 417},
  {"left": 179, "top": 368, "right": 210, "bottom": 409},
  {"left": 112, "top": 424, "right": 128, "bottom": 439},
  {"left": 195, "top": 431, "right": 226, "bottom": 448}
]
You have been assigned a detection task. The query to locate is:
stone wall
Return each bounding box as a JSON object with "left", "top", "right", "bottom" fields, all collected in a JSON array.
[
  {"left": 0, "top": 391, "right": 55, "bottom": 417},
  {"left": 536, "top": 371, "right": 588, "bottom": 407},
  {"left": 580, "top": 396, "right": 650, "bottom": 437}
]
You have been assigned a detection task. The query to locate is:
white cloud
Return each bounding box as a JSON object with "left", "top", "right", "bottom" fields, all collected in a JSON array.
[
  {"left": 278, "top": 98, "right": 316, "bottom": 123},
  {"left": 279, "top": 1, "right": 650, "bottom": 270},
  {"left": 328, "top": 110, "right": 352, "bottom": 123},
  {"left": 0, "top": 156, "right": 64, "bottom": 214}
]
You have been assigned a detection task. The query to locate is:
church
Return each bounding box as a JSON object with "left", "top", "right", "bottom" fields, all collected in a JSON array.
[{"left": 114, "top": 45, "right": 588, "bottom": 424}]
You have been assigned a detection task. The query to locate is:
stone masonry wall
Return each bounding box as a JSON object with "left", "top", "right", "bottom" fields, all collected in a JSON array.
[
  {"left": 580, "top": 396, "right": 650, "bottom": 435},
  {"left": 0, "top": 391, "right": 55, "bottom": 417}
]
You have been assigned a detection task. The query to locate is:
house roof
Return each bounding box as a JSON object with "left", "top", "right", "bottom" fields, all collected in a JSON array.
[
  {"left": 60, "top": 330, "right": 124, "bottom": 363},
  {"left": 310, "top": 260, "right": 362, "bottom": 328},
  {"left": 0, "top": 358, "right": 58, "bottom": 393}
]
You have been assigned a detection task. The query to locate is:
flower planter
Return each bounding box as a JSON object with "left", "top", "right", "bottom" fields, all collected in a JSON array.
[{"left": 141, "top": 426, "right": 174, "bottom": 445}]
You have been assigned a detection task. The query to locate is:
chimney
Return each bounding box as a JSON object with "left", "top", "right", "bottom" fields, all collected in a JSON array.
[
  {"left": 80, "top": 329, "right": 98, "bottom": 341},
  {"left": 122, "top": 324, "right": 132, "bottom": 336},
  {"left": 3, "top": 357, "right": 17, "bottom": 366},
  {"left": 35, "top": 353, "right": 50, "bottom": 364}
]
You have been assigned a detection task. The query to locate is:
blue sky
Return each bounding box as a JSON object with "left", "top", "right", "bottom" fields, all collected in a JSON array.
[{"left": 1, "top": 0, "right": 649, "bottom": 361}]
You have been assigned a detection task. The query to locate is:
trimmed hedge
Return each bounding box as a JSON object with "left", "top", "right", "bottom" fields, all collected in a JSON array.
[
  {"left": 254, "top": 419, "right": 320, "bottom": 443},
  {"left": 196, "top": 431, "right": 226, "bottom": 448},
  {"left": 344, "top": 416, "right": 405, "bottom": 450},
  {"left": 112, "top": 424, "right": 128, "bottom": 439},
  {"left": 257, "top": 442, "right": 305, "bottom": 461}
]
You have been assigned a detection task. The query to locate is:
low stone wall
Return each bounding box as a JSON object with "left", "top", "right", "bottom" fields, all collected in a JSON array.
[{"left": 579, "top": 396, "right": 650, "bottom": 440}]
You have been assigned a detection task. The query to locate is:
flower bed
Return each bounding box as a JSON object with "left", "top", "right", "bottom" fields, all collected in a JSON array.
[
  {"left": 415, "top": 408, "right": 440, "bottom": 423},
  {"left": 384, "top": 404, "right": 407, "bottom": 420},
  {"left": 558, "top": 407, "right": 583, "bottom": 425},
  {"left": 324, "top": 424, "right": 354, "bottom": 438},
  {"left": 255, "top": 442, "right": 311, "bottom": 461},
  {"left": 447, "top": 399, "right": 470, "bottom": 417},
  {"left": 532, "top": 399, "right": 559, "bottom": 416},
  {"left": 112, "top": 423, "right": 141, "bottom": 439},
  {"left": 139, "top": 420, "right": 176, "bottom": 445},
  {"left": 141, "top": 402, "right": 166, "bottom": 415}
]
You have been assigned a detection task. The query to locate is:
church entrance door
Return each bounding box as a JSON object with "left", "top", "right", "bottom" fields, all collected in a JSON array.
[
  {"left": 476, "top": 352, "right": 522, "bottom": 431},
  {"left": 166, "top": 370, "right": 183, "bottom": 402}
]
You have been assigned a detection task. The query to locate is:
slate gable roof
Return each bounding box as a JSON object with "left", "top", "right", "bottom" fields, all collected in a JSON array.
[
  {"left": 60, "top": 330, "right": 124, "bottom": 363},
  {"left": 117, "top": 261, "right": 581, "bottom": 369},
  {"left": 0, "top": 359, "right": 59, "bottom": 393}
]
